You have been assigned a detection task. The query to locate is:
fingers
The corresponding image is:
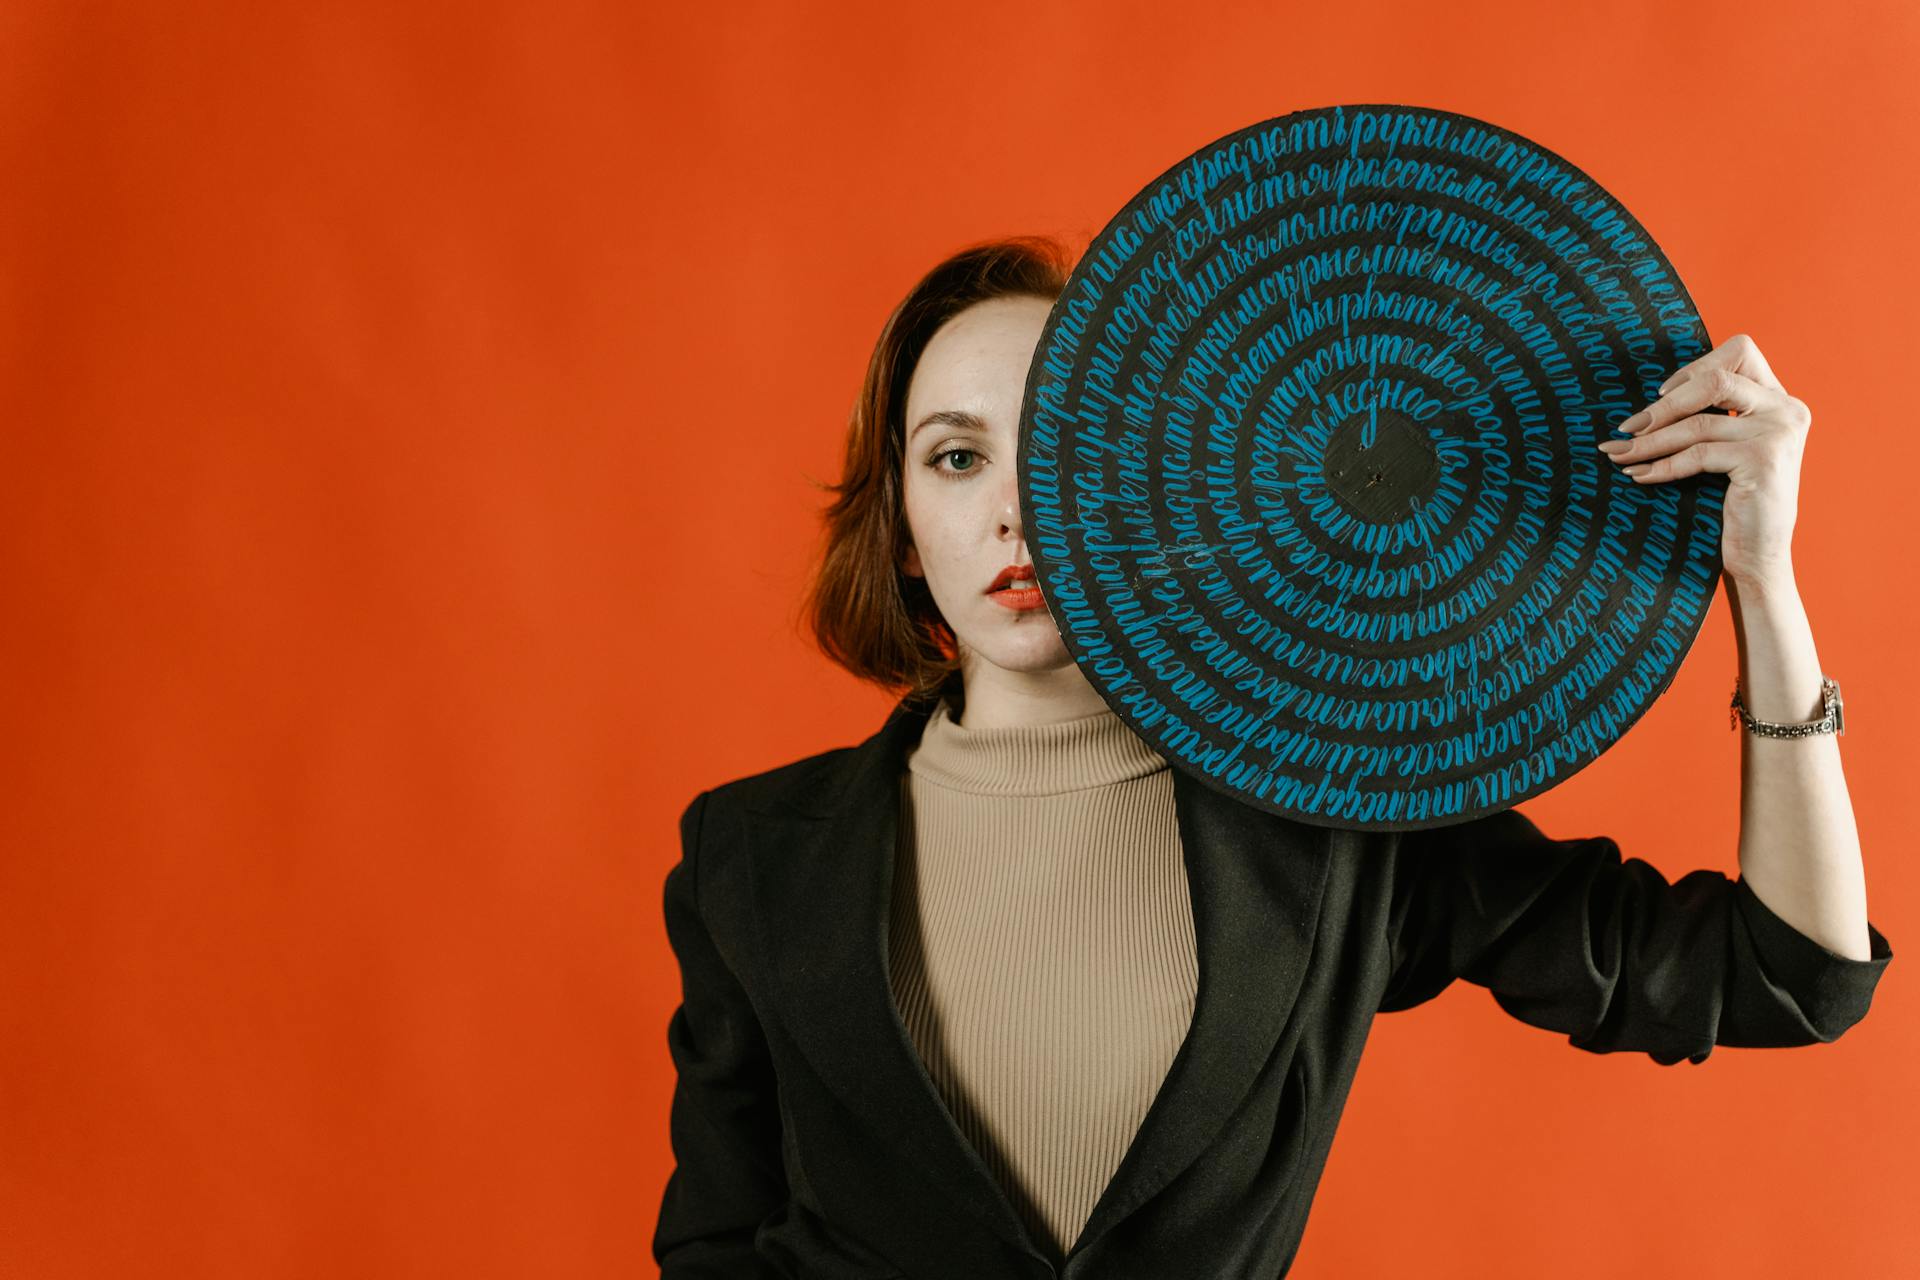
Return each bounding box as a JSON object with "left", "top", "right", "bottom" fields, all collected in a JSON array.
[
  {"left": 1600, "top": 338, "right": 1806, "bottom": 486},
  {"left": 1602, "top": 417, "right": 1747, "bottom": 482},
  {"left": 1657, "top": 332, "right": 1785, "bottom": 396},
  {"left": 1620, "top": 365, "right": 1778, "bottom": 437},
  {"left": 1614, "top": 439, "right": 1743, "bottom": 484}
]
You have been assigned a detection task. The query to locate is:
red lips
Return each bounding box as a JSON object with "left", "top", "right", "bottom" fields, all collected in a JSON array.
[{"left": 986, "top": 564, "right": 1037, "bottom": 593}]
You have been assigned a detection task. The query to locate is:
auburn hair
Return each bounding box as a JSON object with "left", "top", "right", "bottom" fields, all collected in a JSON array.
[{"left": 798, "top": 234, "right": 1077, "bottom": 713}]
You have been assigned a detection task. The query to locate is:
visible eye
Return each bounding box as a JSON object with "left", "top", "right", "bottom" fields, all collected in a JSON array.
[{"left": 928, "top": 446, "right": 983, "bottom": 479}]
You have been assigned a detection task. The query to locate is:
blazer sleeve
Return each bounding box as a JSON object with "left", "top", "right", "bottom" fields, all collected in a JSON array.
[
  {"left": 653, "top": 788, "right": 789, "bottom": 1276},
  {"left": 1378, "top": 806, "right": 1894, "bottom": 1065}
]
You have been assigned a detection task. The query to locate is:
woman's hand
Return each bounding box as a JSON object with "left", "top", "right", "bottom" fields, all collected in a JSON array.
[{"left": 1595, "top": 332, "right": 1809, "bottom": 587}]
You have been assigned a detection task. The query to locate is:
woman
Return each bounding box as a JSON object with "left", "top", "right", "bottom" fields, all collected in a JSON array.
[{"left": 654, "top": 237, "right": 1893, "bottom": 1278}]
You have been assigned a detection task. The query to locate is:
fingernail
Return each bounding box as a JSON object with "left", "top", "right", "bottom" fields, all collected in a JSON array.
[
  {"left": 1624, "top": 464, "right": 1650, "bottom": 476},
  {"left": 1597, "top": 440, "right": 1631, "bottom": 454},
  {"left": 1618, "top": 411, "right": 1647, "bottom": 433}
]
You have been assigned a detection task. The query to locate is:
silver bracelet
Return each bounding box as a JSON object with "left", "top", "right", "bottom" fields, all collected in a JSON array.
[{"left": 1729, "top": 676, "right": 1845, "bottom": 737}]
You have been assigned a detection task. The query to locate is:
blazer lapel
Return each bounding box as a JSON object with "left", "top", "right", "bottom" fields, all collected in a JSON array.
[
  {"left": 1070, "top": 763, "right": 1334, "bottom": 1256},
  {"left": 740, "top": 692, "right": 1336, "bottom": 1263}
]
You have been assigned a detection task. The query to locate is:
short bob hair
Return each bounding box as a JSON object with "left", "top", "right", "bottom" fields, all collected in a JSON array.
[{"left": 799, "top": 234, "right": 1076, "bottom": 713}]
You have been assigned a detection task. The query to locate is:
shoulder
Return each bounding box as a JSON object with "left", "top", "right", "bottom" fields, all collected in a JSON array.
[
  {"left": 677, "top": 692, "right": 927, "bottom": 843},
  {"left": 702, "top": 743, "right": 861, "bottom": 816},
  {"left": 672, "top": 740, "right": 873, "bottom": 944},
  {"left": 680, "top": 732, "right": 879, "bottom": 842}
]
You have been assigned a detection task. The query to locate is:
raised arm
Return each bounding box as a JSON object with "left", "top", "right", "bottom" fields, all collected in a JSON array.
[
  {"left": 1598, "top": 333, "right": 1871, "bottom": 958},
  {"left": 1383, "top": 334, "right": 1888, "bottom": 1064},
  {"left": 654, "top": 790, "right": 788, "bottom": 1275}
]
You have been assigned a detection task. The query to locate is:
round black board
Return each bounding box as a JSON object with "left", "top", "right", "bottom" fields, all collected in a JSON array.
[{"left": 1019, "top": 103, "right": 1725, "bottom": 831}]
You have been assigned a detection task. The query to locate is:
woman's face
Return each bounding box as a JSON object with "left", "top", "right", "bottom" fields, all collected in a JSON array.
[{"left": 900, "top": 295, "right": 1075, "bottom": 683}]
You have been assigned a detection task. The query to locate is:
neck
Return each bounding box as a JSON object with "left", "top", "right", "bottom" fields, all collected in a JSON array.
[
  {"left": 909, "top": 692, "right": 1168, "bottom": 795},
  {"left": 953, "top": 657, "right": 1110, "bottom": 730}
]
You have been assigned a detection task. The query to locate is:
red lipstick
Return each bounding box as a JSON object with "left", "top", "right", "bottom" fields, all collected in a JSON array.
[
  {"left": 986, "top": 563, "right": 1046, "bottom": 612},
  {"left": 986, "top": 564, "right": 1037, "bottom": 592}
]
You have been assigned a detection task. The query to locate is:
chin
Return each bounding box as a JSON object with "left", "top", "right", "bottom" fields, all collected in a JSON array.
[{"left": 965, "top": 633, "right": 1074, "bottom": 673}]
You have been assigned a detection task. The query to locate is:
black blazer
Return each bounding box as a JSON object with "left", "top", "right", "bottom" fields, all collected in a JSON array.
[{"left": 654, "top": 691, "right": 1893, "bottom": 1279}]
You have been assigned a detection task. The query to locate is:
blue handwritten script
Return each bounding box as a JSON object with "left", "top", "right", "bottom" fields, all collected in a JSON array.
[{"left": 1021, "top": 104, "right": 1723, "bottom": 832}]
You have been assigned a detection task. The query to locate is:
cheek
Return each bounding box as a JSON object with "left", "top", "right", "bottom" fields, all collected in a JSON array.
[
  {"left": 901, "top": 486, "right": 947, "bottom": 579},
  {"left": 902, "top": 481, "right": 959, "bottom": 563}
]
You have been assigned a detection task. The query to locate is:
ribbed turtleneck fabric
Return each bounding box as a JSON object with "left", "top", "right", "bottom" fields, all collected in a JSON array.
[{"left": 886, "top": 693, "right": 1199, "bottom": 1259}]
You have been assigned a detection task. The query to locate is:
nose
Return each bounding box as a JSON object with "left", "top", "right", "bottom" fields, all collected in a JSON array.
[{"left": 998, "top": 467, "right": 1023, "bottom": 542}]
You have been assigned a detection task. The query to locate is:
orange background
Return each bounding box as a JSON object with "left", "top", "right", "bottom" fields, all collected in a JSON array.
[{"left": 3, "top": 1, "right": 1915, "bottom": 1276}]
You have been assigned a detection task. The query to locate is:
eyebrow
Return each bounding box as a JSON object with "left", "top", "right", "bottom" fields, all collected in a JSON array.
[{"left": 910, "top": 409, "right": 989, "bottom": 441}]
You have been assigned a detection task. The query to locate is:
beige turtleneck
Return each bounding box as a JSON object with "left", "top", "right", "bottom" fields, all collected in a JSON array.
[{"left": 886, "top": 692, "right": 1199, "bottom": 1258}]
